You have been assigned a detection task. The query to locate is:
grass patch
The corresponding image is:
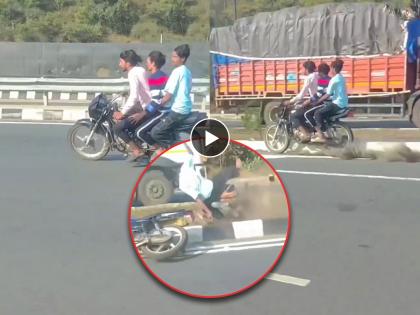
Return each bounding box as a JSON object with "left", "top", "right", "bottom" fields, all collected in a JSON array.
[{"left": 241, "top": 107, "right": 262, "bottom": 131}]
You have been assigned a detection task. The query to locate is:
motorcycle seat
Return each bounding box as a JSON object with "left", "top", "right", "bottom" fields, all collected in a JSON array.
[{"left": 329, "top": 108, "right": 350, "bottom": 121}]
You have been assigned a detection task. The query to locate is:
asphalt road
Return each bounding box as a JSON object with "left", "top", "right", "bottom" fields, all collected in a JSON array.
[
  {"left": 145, "top": 244, "right": 283, "bottom": 297},
  {"left": 1, "top": 123, "right": 420, "bottom": 314},
  {"left": 268, "top": 157, "right": 420, "bottom": 314}
]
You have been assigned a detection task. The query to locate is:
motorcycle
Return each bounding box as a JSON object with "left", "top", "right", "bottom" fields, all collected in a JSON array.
[
  {"left": 264, "top": 103, "right": 354, "bottom": 154},
  {"left": 131, "top": 210, "right": 191, "bottom": 260},
  {"left": 68, "top": 93, "right": 207, "bottom": 161}
]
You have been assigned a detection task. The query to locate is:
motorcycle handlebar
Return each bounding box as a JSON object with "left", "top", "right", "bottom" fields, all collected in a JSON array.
[
  {"left": 106, "top": 94, "right": 124, "bottom": 113},
  {"left": 110, "top": 93, "right": 124, "bottom": 103}
]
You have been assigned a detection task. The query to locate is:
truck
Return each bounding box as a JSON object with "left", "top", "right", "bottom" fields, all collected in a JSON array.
[{"left": 210, "top": 3, "right": 420, "bottom": 128}]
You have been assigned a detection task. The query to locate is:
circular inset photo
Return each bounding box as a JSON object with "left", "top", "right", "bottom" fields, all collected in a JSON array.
[{"left": 128, "top": 140, "right": 291, "bottom": 298}]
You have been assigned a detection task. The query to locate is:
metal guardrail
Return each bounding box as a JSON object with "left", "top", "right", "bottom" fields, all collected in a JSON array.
[
  {"left": 0, "top": 77, "right": 210, "bottom": 110},
  {"left": 215, "top": 91, "right": 409, "bottom": 118}
]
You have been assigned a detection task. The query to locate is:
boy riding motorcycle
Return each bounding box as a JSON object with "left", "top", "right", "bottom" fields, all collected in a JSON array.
[
  {"left": 312, "top": 59, "right": 349, "bottom": 143},
  {"left": 128, "top": 51, "right": 170, "bottom": 162},
  {"left": 148, "top": 44, "right": 194, "bottom": 155},
  {"left": 284, "top": 61, "right": 319, "bottom": 142},
  {"left": 113, "top": 50, "right": 152, "bottom": 162},
  {"left": 301, "top": 63, "right": 332, "bottom": 139},
  {"left": 129, "top": 44, "right": 193, "bottom": 156}
]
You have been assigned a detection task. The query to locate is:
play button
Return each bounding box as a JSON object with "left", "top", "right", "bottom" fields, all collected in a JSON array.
[
  {"left": 205, "top": 131, "right": 219, "bottom": 146},
  {"left": 190, "top": 118, "right": 230, "bottom": 157}
]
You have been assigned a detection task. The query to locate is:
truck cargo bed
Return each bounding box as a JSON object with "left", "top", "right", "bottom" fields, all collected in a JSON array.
[{"left": 215, "top": 54, "right": 409, "bottom": 98}]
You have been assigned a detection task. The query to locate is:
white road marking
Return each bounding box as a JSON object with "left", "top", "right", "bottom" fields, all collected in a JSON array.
[
  {"left": 0, "top": 121, "right": 73, "bottom": 125},
  {"left": 232, "top": 219, "right": 264, "bottom": 239},
  {"left": 264, "top": 154, "right": 335, "bottom": 159},
  {"left": 266, "top": 273, "right": 311, "bottom": 287},
  {"left": 183, "top": 241, "right": 284, "bottom": 256},
  {"left": 186, "top": 237, "right": 286, "bottom": 251},
  {"left": 277, "top": 170, "right": 420, "bottom": 182},
  {"left": 356, "top": 128, "right": 418, "bottom": 131}
]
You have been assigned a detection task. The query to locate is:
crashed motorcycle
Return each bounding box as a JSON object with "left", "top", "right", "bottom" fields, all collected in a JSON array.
[
  {"left": 68, "top": 93, "right": 207, "bottom": 160},
  {"left": 131, "top": 210, "right": 191, "bottom": 260}
]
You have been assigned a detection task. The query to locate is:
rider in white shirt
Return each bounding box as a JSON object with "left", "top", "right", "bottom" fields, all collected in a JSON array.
[{"left": 285, "top": 61, "right": 319, "bottom": 141}]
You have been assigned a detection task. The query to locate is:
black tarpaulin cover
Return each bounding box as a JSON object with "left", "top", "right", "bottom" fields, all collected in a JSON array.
[{"left": 210, "top": 3, "right": 405, "bottom": 58}]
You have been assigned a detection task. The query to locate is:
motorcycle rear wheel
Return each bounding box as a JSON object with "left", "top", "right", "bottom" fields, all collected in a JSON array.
[{"left": 326, "top": 122, "right": 354, "bottom": 147}]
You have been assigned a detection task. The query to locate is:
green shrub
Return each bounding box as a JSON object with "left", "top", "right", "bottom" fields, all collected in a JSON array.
[
  {"left": 151, "top": 0, "right": 194, "bottom": 35},
  {"left": 99, "top": 0, "right": 139, "bottom": 35},
  {"left": 241, "top": 107, "right": 262, "bottom": 131},
  {"left": 131, "top": 19, "right": 161, "bottom": 41},
  {"left": 63, "top": 23, "right": 105, "bottom": 42},
  {"left": 219, "top": 143, "right": 263, "bottom": 171}
]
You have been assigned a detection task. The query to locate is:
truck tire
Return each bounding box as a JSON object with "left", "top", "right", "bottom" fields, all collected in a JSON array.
[
  {"left": 263, "top": 101, "right": 282, "bottom": 125},
  {"left": 411, "top": 101, "right": 420, "bottom": 128},
  {"left": 137, "top": 170, "right": 174, "bottom": 206}
]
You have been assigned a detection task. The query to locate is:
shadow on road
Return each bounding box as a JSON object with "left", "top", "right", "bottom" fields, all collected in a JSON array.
[
  {"left": 158, "top": 252, "right": 204, "bottom": 263},
  {"left": 101, "top": 154, "right": 127, "bottom": 161}
]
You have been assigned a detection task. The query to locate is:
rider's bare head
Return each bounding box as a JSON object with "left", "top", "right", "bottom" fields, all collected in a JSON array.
[
  {"left": 318, "top": 63, "right": 330, "bottom": 77},
  {"left": 119, "top": 50, "right": 142, "bottom": 72},
  {"left": 172, "top": 44, "right": 190, "bottom": 66},
  {"left": 147, "top": 51, "right": 166, "bottom": 72},
  {"left": 303, "top": 60, "right": 316, "bottom": 75},
  {"left": 331, "top": 59, "right": 344, "bottom": 75}
]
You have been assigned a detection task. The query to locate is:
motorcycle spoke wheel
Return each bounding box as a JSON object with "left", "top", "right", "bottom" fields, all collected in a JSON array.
[
  {"left": 68, "top": 124, "right": 110, "bottom": 160},
  {"left": 140, "top": 226, "right": 188, "bottom": 261},
  {"left": 327, "top": 123, "right": 353, "bottom": 147}
]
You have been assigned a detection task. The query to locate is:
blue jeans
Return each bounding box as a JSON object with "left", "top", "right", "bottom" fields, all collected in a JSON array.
[{"left": 314, "top": 102, "right": 343, "bottom": 131}]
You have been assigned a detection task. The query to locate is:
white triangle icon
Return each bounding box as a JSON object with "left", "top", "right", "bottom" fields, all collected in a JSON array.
[{"left": 205, "top": 131, "right": 219, "bottom": 147}]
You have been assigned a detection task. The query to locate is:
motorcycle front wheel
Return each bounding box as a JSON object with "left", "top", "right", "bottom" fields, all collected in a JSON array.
[
  {"left": 68, "top": 122, "right": 110, "bottom": 160},
  {"left": 140, "top": 225, "right": 188, "bottom": 261},
  {"left": 264, "top": 122, "right": 290, "bottom": 154}
]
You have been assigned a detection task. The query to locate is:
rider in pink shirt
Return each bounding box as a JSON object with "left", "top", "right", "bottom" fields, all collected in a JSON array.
[
  {"left": 113, "top": 50, "right": 151, "bottom": 162},
  {"left": 120, "top": 66, "right": 151, "bottom": 115}
]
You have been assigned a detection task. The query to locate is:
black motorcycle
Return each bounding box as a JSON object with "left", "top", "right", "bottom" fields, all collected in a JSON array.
[
  {"left": 68, "top": 93, "right": 207, "bottom": 160},
  {"left": 264, "top": 103, "right": 354, "bottom": 154},
  {"left": 131, "top": 210, "right": 191, "bottom": 260}
]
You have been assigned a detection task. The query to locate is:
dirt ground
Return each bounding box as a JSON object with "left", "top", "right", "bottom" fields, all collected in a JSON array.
[
  {"left": 209, "top": 160, "right": 289, "bottom": 221},
  {"left": 230, "top": 178, "right": 289, "bottom": 221}
]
